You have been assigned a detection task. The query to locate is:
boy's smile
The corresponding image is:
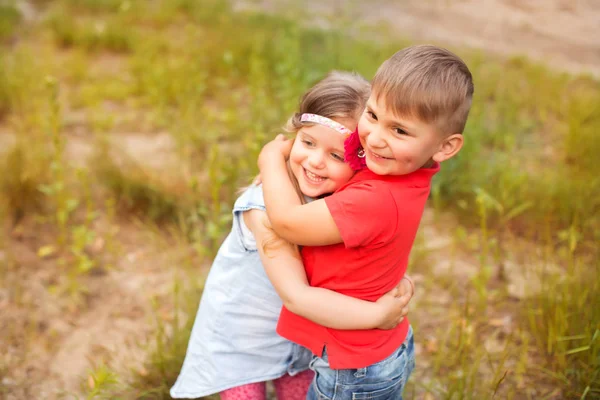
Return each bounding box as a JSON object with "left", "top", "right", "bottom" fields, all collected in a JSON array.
[{"left": 357, "top": 94, "right": 447, "bottom": 176}]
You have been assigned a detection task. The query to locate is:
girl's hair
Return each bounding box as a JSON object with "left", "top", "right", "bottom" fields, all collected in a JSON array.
[
  {"left": 262, "top": 71, "right": 370, "bottom": 255},
  {"left": 283, "top": 71, "right": 370, "bottom": 205},
  {"left": 285, "top": 70, "right": 371, "bottom": 134}
]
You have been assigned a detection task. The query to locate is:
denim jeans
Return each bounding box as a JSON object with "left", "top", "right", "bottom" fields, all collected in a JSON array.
[{"left": 306, "top": 327, "right": 415, "bottom": 400}]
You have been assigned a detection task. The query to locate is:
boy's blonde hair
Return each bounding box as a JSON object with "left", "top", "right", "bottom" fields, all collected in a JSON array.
[{"left": 371, "top": 45, "right": 474, "bottom": 135}]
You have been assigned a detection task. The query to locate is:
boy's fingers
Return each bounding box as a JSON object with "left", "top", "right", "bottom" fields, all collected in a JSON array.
[
  {"left": 394, "top": 286, "right": 404, "bottom": 298},
  {"left": 397, "top": 293, "right": 411, "bottom": 304},
  {"left": 282, "top": 138, "right": 294, "bottom": 155}
]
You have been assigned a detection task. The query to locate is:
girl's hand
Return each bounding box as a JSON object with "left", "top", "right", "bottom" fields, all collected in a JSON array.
[
  {"left": 374, "top": 276, "right": 415, "bottom": 330},
  {"left": 258, "top": 134, "right": 293, "bottom": 171}
]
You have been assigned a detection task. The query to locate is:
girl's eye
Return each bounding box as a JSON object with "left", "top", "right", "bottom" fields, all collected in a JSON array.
[
  {"left": 331, "top": 153, "right": 344, "bottom": 162},
  {"left": 394, "top": 128, "right": 408, "bottom": 136},
  {"left": 366, "top": 110, "right": 377, "bottom": 121},
  {"left": 302, "top": 140, "right": 315, "bottom": 147}
]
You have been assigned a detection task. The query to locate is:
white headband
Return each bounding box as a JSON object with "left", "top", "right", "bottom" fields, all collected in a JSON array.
[{"left": 300, "top": 113, "right": 353, "bottom": 136}]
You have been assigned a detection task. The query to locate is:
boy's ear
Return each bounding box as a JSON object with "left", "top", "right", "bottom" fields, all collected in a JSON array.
[{"left": 432, "top": 133, "right": 463, "bottom": 163}]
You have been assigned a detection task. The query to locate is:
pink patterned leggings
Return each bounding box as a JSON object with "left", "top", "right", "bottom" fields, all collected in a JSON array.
[{"left": 220, "top": 369, "right": 314, "bottom": 400}]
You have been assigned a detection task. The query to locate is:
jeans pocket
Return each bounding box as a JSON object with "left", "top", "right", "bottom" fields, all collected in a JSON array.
[
  {"left": 308, "top": 355, "right": 336, "bottom": 400},
  {"left": 349, "top": 377, "right": 404, "bottom": 400},
  {"left": 310, "top": 377, "right": 334, "bottom": 400}
]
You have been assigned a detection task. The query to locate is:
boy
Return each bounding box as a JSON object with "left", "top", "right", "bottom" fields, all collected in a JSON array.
[{"left": 258, "top": 45, "right": 474, "bottom": 399}]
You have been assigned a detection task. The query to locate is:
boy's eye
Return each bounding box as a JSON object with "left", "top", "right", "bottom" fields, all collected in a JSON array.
[
  {"left": 394, "top": 127, "right": 408, "bottom": 135},
  {"left": 331, "top": 153, "right": 344, "bottom": 162},
  {"left": 366, "top": 110, "right": 378, "bottom": 121}
]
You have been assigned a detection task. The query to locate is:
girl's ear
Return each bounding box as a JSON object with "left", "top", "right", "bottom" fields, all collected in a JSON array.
[{"left": 432, "top": 133, "right": 463, "bottom": 163}]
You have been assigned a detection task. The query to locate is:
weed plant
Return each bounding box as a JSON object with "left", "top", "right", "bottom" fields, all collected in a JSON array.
[{"left": 1, "top": 141, "right": 50, "bottom": 225}]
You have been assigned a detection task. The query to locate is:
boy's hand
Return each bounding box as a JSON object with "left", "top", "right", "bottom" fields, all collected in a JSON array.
[
  {"left": 374, "top": 277, "right": 414, "bottom": 330},
  {"left": 258, "top": 134, "right": 293, "bottom": 171}
]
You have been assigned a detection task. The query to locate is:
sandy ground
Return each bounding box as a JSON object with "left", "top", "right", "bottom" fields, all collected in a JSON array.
[
  {"left": 1, "top": 1, "right": 598, "bottom": 398},
  {"left": 235, "top": 0, "right": 600, "bottom": 77}
]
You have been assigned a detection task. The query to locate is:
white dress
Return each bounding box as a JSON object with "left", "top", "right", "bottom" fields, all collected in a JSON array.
[{"left": 170, "top": 185, "right": 312, "bottom": 398}]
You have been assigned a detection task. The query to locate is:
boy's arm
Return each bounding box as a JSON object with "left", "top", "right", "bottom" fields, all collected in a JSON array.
[
  {"left": 258, "top": 136, "right": 342, "bottom": 246},
  {"left": 244, "top": 209, "right": 411, "bottom": 330}
]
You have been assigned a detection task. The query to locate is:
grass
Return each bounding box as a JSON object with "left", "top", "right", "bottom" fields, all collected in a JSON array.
[
  {"left": 48, "top": 11, "right": 135, "bottom": 53},
  {"left": 0, "top": 0, "right": 598, "bottom": 398},
  {"left": 524, "top": 257, "right": 600, "bottom": 398},
  {"left": 0, "top": 54, "right": 10, "bottom": 119},
  {"left": 0, "top": 1, "right": 20, "bottom": 42},
  {"left": 0, "top": 141, "right": 50, "bottom": 225},
  {"left": 94, "top": 153, "right": 189, "bottom": 225}
]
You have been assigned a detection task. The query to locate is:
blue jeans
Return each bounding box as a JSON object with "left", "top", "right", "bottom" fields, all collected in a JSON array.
[{"left": 306, "top": 327, "right": 415, "bottom": 400}]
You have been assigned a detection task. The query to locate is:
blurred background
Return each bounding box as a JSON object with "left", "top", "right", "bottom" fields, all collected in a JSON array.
[{"left": 0, "top": 0, "right": 598, "bottom": 399}]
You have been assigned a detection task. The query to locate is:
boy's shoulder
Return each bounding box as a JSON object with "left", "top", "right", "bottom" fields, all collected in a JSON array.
[{"left": 340, "top": 163, "right": 440, "bottom": 192}]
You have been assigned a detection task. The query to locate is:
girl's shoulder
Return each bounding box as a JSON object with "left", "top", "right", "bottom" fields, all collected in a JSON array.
[
  {"left": 231, "top": 185, "right": 266, "bottom": 252},
  {"left": 233, "top": 184, "right": 266, "bottom": 213}
]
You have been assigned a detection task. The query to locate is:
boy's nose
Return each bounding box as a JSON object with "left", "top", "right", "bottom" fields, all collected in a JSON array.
[{"left": 366, "top": 128, "right": 386, "bottom": 148}]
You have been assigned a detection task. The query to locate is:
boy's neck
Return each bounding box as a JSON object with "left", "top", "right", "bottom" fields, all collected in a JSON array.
[{"left": 421, "top": 159, "right": 435, "bottom": 169}]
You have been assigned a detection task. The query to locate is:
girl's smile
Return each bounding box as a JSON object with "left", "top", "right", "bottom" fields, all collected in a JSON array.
[
  {"left": 303, "top": 168, "right": 327, "bottom": 183},
  {"left": 289, "top": 121, "right": 355, "bottom": 198}
]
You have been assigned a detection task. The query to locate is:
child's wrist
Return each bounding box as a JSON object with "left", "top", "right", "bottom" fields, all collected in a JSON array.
[{"left": 374, "top": 302, "right": 388, "bottom": 328}]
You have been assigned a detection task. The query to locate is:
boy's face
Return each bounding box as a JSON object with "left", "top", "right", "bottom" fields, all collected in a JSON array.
[
  {"left": 289, "top": 120, "right": 355, "bottom": 198},
  {"left": 357, "top": 94, "right": 445, "bottom": 176}
]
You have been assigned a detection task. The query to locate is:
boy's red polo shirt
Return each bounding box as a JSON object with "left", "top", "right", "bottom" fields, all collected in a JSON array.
[{"left": 276, "top": 164, "right": 439, "bottom": 369}]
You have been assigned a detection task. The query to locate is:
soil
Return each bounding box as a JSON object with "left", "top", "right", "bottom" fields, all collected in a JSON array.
[
  {"left": 235, "top": 0, "right": 600, "bottom": 77},
  {"left": 2, "top": 1, "right": 598, "bottom": 398}
]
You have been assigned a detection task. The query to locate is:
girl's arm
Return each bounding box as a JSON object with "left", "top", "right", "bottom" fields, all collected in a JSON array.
[
  {"left": 243, "top": 209, "right": 412, "bottom": 330},
  {"left": 258, "top": 136, "right": 342, "bottom": 246}
]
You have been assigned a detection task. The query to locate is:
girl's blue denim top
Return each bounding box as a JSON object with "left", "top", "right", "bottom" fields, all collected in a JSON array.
[{"left": 170, "top": 185, "right": 312, "bottom": 398}]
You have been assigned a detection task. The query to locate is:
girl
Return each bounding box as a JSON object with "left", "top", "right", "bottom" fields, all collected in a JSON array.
[{"left": 170, "top": 71, "right": 415, "bottom": 400}]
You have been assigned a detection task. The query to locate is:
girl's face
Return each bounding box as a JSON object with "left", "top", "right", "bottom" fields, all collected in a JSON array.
[{"left": 289, "top": 118, "right": 356, "bottom": 198}]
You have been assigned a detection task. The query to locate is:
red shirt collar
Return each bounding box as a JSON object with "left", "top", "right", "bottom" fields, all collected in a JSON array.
[{"left": 350, "top": 162, "right": 440, "bottom": 187}]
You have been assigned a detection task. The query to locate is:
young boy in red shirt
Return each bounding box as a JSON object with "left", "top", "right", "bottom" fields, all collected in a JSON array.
[{"left": 258, "top": 45, "right": 474, "bottom": 399}]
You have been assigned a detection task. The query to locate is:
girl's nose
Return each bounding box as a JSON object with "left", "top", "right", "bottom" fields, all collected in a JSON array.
[{"left": 308, "top": 151, "right": 325, "bottom": 169}]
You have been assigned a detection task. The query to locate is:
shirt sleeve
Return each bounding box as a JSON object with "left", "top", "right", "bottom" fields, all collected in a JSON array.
[
  {"left": 232, "top": 185, "right": 266, "bottom": 251},
  {"left": 324, "top": 181, "right": 397, "bottom": 248}
]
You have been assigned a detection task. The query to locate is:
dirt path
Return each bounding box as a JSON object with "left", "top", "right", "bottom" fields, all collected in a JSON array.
[{"left": 235, "top": 0, "right": 600, "bottom": 77}]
